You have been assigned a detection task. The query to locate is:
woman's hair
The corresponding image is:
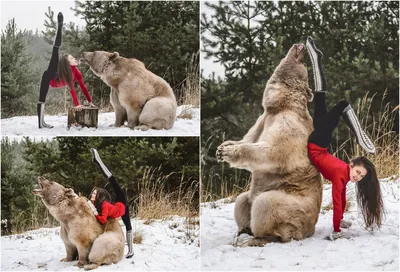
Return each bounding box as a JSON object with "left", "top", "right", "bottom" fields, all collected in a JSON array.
[
  {"left": 351, "top": 156, "right": 384, "bottom": 229},
  {"left": 55, "top": 54, "right": 73, "bottom": 87},
  {"left": 91, "top": 187, "right": 111, "bottom": 215}
]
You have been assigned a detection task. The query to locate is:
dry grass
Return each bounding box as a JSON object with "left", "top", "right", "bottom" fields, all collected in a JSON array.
[
  {"left": 143, "top": 218, "right": 155, "bottom": 225},
  {"left": 133, "top": 230, "right": 143, "bottom": 244},
  {"left": 201, "top": 133, "right": 252, "bottom": 203},
  {"left": 333, "top": 91, "right": 399, "bottom": 178},
  {"left": 186, "top": 216, "right": 200, "bottom": 226},
  {"left": 10, "top": 195, "right": 58, "bottom": 234},
  {"left": 132, "top": 168, "right": 200, "bottom": 246},
  {"left": 42, "top": 88, "right": 69, "bottom": 115},
  {"left": 177, "top": 105, "right": 195, "bottom": 119},
  {"left": 177, "top": 51, "right": 200, "bottom": 107},
  {"left": 135, "top": 167, "right": 199, "bottom": 220},
  {"left": 201, "top": 168, "right": 251, "bottom": 203},
  {"left": 322, "top": 203, "right": 333, "bottom": 211}
]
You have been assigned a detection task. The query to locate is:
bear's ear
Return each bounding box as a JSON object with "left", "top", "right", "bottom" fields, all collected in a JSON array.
[
  {"left": 64, "top": 188, "right": 77, "bottom": 198},
  {"left": 307, "top": 87, "right": 314, "bottom": 102},
  {"left": 110, "top": 52, "right": 119, "bottom": 61}
]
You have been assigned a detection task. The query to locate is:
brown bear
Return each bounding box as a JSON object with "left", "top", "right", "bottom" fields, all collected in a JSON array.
[
  {"left": 216, "top": 44, "right": 323, "bottom": 246},
  {"left": 33, "top": 177, "right": 124, "bottom": 270},
  {"left": 80, "top": 51, "right": 177, "bottom": 131}
]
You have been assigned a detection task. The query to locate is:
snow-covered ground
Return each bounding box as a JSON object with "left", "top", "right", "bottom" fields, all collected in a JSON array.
[
  {"left": 201, "top": 179, "right": 399, "bottom": 271},
  {"left": 1, "top": 106, "right": 199, "bottom": 136},
  {"left": 1, "top": 216, "right": 199, "bottom": 271}
]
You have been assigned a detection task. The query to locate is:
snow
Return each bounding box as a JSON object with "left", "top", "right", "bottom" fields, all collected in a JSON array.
[
  {"left": 1, "top": 106, "right": 200, "bottom": 136},
  {"left": 201, "top": 179, "right": 399, "bottom": 271},
  {"left": 1, "top": 216, "right": 199, "bottom": 271}
]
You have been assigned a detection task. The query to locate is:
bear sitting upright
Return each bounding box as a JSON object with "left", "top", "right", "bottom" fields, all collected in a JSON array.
[
  {"left": 80, "top": 51, "right": 177, "bottom": 131},
  {"left": 216, "top": 43, "right": 323, "bottom": 246}
]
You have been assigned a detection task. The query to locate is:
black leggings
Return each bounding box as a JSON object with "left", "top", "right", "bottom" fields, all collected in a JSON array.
[
  {"left": 38, "top": 23, "right": 62, "bottom": 103},
  {"left": 308, "top": 92, "right": 349, "bottom": 148},
  {"left": 108, "top": 176, "right": 132, "bottom": 231}
]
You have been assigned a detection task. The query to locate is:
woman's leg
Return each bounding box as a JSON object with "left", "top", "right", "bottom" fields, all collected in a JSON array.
[
  {"left": 107, "top": 177, "right": 133, "bottom": 230},
  {"left": 307, "top": 37, "right": 375, "bottom": 154},
  {"left": 306, "top": 36, "right": 326, "bottom": 93},
  {"left": 90, "top": 148, "right": 134, "bottom": 258},
  {"left": 309, "top": 101, "right": 375, "bottom": 153},
  {"left": 306, "top": 36, "right": 327, "bottom": 127},
  {"left": 342, "top": 105, "right": 376, "bottom": 154},
  {"left": 37, "top": 12, "right": 63, "bottom": 129},
  {"left": 308, "top": 100, "right": 350, "bottom": 148},
  {"left": 313, "top": 92, "right": 328, "bottom": 127}
]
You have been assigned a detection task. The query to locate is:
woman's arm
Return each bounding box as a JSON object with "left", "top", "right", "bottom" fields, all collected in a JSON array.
[
  {"left": 332, "top": 181, "right": 344, "bottom": 232},
  {"left": 69, "top": 85, "right": 80, "bottom": 107},
  {"left": 95, "top": 202, "right": 109, "bottom": 224},
  {"left": 341, "top": 186, "right": 347, "bottom": 219},
  {"left": 75, "top": 68, "right": 92, "bottom": 103}
]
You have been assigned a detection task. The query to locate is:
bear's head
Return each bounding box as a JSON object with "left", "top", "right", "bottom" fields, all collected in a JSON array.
[
  {"left": 33, "top": 176, "right": 76, "bottom": 206},
  {"left": 269, "top": 44, "right": 313, "bottom": 102},
  {"left": 273, "top": 43, "right": 308, "bottom": 83},
  {"left": 80, "top": 51, "right": 120, "bottom": 76}
]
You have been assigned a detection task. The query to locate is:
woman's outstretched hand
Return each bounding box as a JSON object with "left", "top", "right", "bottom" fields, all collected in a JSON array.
[
  {"left": 329, "top": 230, "right": 345, "bottom": 240},
  {"left": 74, "top": 105, "right": 83, "bottom": 111},
  {"left": 87, "top": 200, "right": 98, "bottom": 215}
]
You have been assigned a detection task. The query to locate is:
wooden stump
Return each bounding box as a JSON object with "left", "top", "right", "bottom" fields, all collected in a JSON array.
[{"left": 68, "top": 106, "right": 99, "bottom": 128}]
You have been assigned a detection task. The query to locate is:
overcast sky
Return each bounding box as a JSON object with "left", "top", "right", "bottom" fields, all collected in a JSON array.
[{"left": 1, "top": 1, "right": 85, "bottom": 32}]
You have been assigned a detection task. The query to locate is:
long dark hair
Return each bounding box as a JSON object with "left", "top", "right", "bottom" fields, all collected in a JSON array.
[
  {"left": 351, "top": 156, "right": 384, "bottom": 229},
  {"left": 55, "top": 54, "right": 73, "bottom": 87},
  {"left": 91, "top": 187, "right": 111, "bottom": 215}
]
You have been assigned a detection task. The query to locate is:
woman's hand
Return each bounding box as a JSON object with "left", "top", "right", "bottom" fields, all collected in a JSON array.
[
  {"left": 74, "top": 105, "right": 83, "bottom": 111},
  {"left": 87, "top": 200, "right": 98, "bottom": 215},
  {"left": 329, "top": 230, "right": 344, "bottom": 240},
  {"left": 89, "top": 102, "right": 97, "bottom": 108},
  {"left": 340, "top": 219, "right": 352, "bottom": 228}
]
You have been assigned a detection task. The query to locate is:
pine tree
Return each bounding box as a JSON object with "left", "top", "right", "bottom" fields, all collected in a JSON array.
[
  {"left": 1, "top": 138, "right": 41, "bottom": 234},
  {"left": 1, "top": 19, "right": 40, "bottom": 118}
]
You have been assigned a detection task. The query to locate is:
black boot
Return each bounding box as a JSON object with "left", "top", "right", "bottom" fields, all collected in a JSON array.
[
  {"left": 90, "top": 148, "right": 112, "bottom": 178},
  {"left": 37, "top": 102, "right": 53, "bottom": 129},
  {"left": 54, "top": 12, "right": 63, "bottom": 48},
  {"left": 126, "top": 230, "right": 134, "bottom": 259},
  {"left": 342, "top": 105, "right": 376, "bottom": 154}
]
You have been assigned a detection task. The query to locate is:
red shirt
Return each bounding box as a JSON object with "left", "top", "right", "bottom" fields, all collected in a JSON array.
[
  {"left": 49, "top": 65, "right": 92, "bottom": 106},
  {"left": 308, "top": 143, "right": 350, "bottom": 232},
  {"left": 95, "top": 201, "right": 126, "bottom": 225}
]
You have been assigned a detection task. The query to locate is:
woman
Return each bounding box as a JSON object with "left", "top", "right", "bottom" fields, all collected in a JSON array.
[
  {"left": 37, "top": 12, "right": 93, "bottom": 129},
  {"left": 87, "top": 148, "right": 134, "bottom": 259},
  {"left": 306, "top": 36, "right": 383, "bottom": 240}
]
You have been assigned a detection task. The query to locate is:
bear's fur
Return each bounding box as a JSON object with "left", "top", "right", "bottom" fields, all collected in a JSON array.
[
  {"left": 33, "top": 177, "right": 124, "bottom": 269},
  {"left": 80, "top": 51, "right": 177, "bottom": 130},
  {"left": 216, "top": 44, "right": 323, "bottom": 246}
]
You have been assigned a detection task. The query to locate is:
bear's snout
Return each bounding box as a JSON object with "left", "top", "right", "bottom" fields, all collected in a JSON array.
[{"left": 80, "top": 52, "right": 94, "bottom": 64}]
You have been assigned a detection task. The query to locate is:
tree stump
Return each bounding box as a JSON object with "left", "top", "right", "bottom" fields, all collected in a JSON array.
[{"left": 67, "top": 106, "right": 99, "bottom": 128}]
